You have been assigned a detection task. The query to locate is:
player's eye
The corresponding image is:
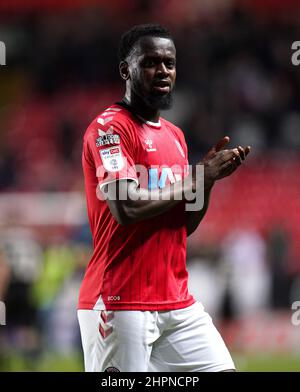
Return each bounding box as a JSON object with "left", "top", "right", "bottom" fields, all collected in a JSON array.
[
  {"left": 165, "top": 60, "right": 176, "bottom": 69},
  {"left": 142, "top": 59, "right": 155, "bottom": 67}
]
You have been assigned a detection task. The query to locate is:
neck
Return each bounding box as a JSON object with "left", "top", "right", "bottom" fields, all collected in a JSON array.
[{"left": 123, "top": 90, "right": 160, "bottom": 123}]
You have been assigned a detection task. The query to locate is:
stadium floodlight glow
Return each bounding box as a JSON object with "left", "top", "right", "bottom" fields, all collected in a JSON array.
[
  {"left": 0, "top": 41, "right": 6, "bottom": 65},
  {"left": 0, "top": 301, "right": 6, "bottom": 325}
]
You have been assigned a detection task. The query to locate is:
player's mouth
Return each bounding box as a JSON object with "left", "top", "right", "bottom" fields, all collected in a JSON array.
[{"left": 152, "top": 81, "right": 171, "bottom": 93}]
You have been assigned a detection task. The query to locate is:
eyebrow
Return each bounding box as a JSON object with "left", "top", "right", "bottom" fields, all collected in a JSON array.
[{"left": 140, "top": 52, "right": 176, "bottom": 59}]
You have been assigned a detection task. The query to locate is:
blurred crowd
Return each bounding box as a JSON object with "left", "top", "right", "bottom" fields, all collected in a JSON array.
[
  {"left": 0, "top": 0, "right": 300, "bottom": 369},
  {"left": 1, "top": 1, "right": 300, "bottom": 191}
]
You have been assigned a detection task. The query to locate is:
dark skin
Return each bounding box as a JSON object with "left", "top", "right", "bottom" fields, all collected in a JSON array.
[
  {"left": 120, "top": 36, "right": 176, "bottom": 122},
  {"left": 104, "top": 36, "right": 251, "bottom": 238}
]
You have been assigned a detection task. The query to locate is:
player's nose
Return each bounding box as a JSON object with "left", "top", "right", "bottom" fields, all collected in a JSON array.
[{"left": 156, "top": 62, "right": 169, "bottom": 77}]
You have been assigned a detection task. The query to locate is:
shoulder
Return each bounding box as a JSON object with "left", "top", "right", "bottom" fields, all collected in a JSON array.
[
  {"left": 84, "top": 104, "right": 138, "bottom": 145},
  {"left": 161, "top": 117, "right": 186, "bottom": 142}
]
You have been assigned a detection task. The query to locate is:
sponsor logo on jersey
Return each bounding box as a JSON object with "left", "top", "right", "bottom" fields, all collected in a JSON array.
[
  {"left": 145, "top": 139, "right": 156, "bottom": 152},
  {"left": 109, "top": 147, "right": 120, "bottom": 154},
  {"left": 100, "top": 146, "right": 124, "bottom": 172},
  {"left": 148, "top": 167, "right": 182, "bottom": 189}
]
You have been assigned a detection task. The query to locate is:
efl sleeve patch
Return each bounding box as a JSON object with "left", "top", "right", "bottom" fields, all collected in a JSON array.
[
  {"left": 96, "top": 126, "right": 120, "bottom": 147},
  {"left": 100, "top": 146, "right": 124, "bottom": 172}
]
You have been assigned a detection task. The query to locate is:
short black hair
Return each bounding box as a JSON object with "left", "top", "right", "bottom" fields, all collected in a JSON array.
[{"left": 118, "top": 23, "right": 173, "bottom": 61}]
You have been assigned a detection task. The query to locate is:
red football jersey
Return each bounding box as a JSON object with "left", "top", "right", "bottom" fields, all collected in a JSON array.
[{"left": 78, "top": 103, "right": 195, "bottom": 310}]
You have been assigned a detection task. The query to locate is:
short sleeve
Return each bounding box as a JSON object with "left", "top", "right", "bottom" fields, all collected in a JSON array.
[
  {"left": 171, "top": 124, "right": 189, "bottom": 176},
  {"left": 177, "top": 128, "right": 189, "bottom": 164},
  {"left": 85, "top": 119, "right": 138, "bottom": 190}
]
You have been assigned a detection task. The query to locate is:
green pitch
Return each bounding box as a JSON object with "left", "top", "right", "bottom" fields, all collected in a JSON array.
[
  {"left": 233, "top": 353, "right": 300, "bottom": 372},
  {"left": 1, "top": 352, "right": 300, "bottom": 371}
]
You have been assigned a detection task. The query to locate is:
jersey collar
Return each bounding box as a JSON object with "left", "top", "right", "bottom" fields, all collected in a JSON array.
[{"left": 115, "top": 101, "right": 162, "bottom": 129}]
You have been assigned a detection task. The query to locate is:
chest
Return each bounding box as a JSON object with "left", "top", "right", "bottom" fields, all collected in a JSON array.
[
  {"left": 135, "top": 123, "right": 188, "bottom": 189},
  {"left": 136, "top": 124, "right": 187, "bottom": 167}
]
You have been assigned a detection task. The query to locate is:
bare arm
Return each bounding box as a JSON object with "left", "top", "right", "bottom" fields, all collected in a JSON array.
[
  {"left": 186, "top": 185, "right": 212, "bottom": 236},
  {"left": 103, "top": 174, "right": 195, "bottom": 225},
  {"left": 103, "top": 138, "right": 246, "bottom": 225}
]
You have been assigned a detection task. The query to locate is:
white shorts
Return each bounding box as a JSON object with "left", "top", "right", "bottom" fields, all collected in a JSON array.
[{"left": 77, "top": 301, "right": 235, "bottom": 372}]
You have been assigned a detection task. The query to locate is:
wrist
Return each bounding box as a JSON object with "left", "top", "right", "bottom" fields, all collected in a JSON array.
[{"left": 204, "top": 178, "right": 214, "bottom": 192}]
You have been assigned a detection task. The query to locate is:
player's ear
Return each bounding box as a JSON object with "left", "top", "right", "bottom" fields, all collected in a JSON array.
[{"left": 119, "top": 61, "right": 129, "bottom": 81}]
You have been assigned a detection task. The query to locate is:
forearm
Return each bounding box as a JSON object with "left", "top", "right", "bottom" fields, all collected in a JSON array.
[
  {"left": 186, "top": 184, "right": 213, "bottom": 236},
  {"left": 105, "top": 176, "right": 196, "bottom": 225}
]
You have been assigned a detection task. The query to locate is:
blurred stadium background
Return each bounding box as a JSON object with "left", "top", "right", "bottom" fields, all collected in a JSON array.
[{"left": 1, "top": 0, "right": 300, "bottom": 371}]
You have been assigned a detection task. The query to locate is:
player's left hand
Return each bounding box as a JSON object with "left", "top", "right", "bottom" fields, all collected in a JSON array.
[
  {"left": 222, "top": 144, "right": 251, "bottom": 177},
  {"left": 200, "top": 136, "right": 251, "bottom": 187}
]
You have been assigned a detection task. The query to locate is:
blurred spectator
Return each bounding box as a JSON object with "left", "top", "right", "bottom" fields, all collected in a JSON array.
[
  {"left": 32, "top": 223, "right": 91, "bottom": 355},
  {"left": 187, "top": 245, "right": 226, "bottom": 320},
  {"left": 0, "top": 228, "right": 43, "bottom": 356},
  {"left": 0, "top": 249, "right": 11, "bottom": 301},
  {"left": 266, "top": 225, "right": 293, "bottom": 309},
  {"left": 220, "top": 229, "right": 271, "bottom": 318},
  {"left": 45, "top": 243, "right": 91, "bottom": 355},
  {"left": 0, "top": 151, "right": 17, "bottom": 191}
]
